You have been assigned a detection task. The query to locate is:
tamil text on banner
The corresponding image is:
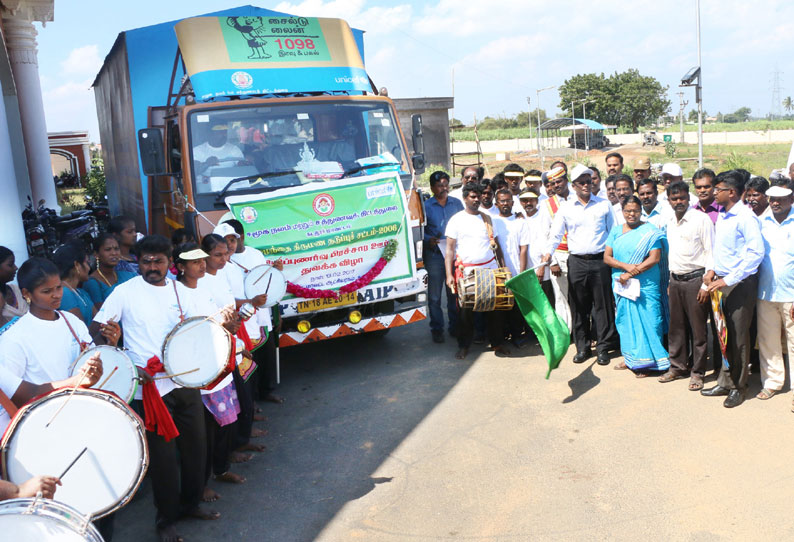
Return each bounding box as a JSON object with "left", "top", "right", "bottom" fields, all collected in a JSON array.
[
  {"left": 225, "top": 172, "right": 415, "bottom": 296},
  {"left": 174, "top": 16, "right": 370, "bottom": 100}
]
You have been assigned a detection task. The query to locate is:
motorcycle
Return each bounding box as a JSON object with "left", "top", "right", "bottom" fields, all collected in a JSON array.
[
  {"left": 84, "top": 195, "right": 110, "bottom": 230},
  {"left": 22, "top": 197, "right": 49, "bottom": 257},
  {"left": 37, "top": 202, "right": 99, "bottom": 253}
]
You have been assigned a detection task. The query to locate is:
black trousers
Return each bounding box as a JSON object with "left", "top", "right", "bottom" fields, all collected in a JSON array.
[
  {"left": 668, "top": 274, "right": 710, "bottom": 377},
  {"left": 232, "top": 365, "right": 254, "bottom": 450},
  {"left": 138, "top": 388, "right": 206, "bottom": 528},
  {"left": 204, "top": 408, "right": 234, "bottom": 479},
  {"left": 254, "top": 328, "right": 278, "bottom": 399},
  {"left": 567, "top": 254, "right": 617, "bottom": 355},
  {"left": 716, "top": 274, "right": 759, "bottom": 391},
  {"left": 457, "top": 305, "right": 506, "bottom": 349},
  {"left": 540, "top": 279, "right": 554, "bottom": 307}
]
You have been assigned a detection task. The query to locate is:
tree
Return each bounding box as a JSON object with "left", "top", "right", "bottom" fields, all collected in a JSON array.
[
  {"left": 733, "top": 107, "right": 751, "bottom": 122},
  {"left": 558, "top": 69, "right": 670, "bottom": 132},
  {"left": 783, "top": 97, "right": 793, "bottom": 114},
  {"left": 517, "top": 109, "right": 549, "bottom": 128},
  {"left": 449, "top": 117, "right": 464, "bottom": 128}
]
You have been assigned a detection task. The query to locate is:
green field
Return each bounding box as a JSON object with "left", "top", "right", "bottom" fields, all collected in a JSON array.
[
  {"left": 645, "top": 143, "right": 790, "bottom": 179},
  {"left": 451, "top": 120, "right": 794, "bottom": 142}
]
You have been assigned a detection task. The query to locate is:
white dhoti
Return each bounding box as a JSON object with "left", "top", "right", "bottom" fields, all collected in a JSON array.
[{"left": 550, "top": 251, "right": 572, "bottom": 334}]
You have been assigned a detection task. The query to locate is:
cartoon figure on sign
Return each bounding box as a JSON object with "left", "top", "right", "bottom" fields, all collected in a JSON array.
[{"left": 227, "top": 17, "right": 271, "bottom": 59}]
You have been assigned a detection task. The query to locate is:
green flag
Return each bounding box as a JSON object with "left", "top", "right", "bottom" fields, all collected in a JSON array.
[{"left": 506, "top": 269, "right": 571, "bottom": 378}]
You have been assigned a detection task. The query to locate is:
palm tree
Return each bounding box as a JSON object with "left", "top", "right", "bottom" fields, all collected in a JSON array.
[{"left": 784, "top": 96, "right": 793, "bottom": 115}]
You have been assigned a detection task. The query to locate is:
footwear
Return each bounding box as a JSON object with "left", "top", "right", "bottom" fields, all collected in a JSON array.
[
  {"left": 573, "top": 350, "right": 591, "bottom": 364},
  {"left": 700, "top": 385, "right": 730, "bottom": 397},
  {"left": 432, "top": 331, "right": 445, "bottom": 344},
  {"left": 688, "top": 376, "right": 704, "bottom": 391},
  {"left": 723, "top": 389, "right": 745, "bottom": 408},
  {"left": 756, "top": 388, "right": 778, "bottom": 400},
  {"left": 613, "top": 361, "right": 628, "bottom": 371},
  {"left": 596, "top": 353, "right": 610, "bottom": 366},
  {"left": 658, "top": 370, "right": 689, "bottom": 383}
]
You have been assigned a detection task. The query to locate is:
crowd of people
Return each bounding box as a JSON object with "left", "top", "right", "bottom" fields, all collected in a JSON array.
[
  {"left": 0, "top": 216, "right": 284, "bottom": 542},
  {"left": 424, "top": 153, "right": 794, "bottom": 410}
]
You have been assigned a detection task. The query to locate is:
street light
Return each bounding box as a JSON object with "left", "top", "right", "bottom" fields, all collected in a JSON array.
[
  {"left": 679, "top": 0, "right": 704, "bottom": 168},
  {"left": 536, "top": 85, "right": 555, "bottom": 168}
]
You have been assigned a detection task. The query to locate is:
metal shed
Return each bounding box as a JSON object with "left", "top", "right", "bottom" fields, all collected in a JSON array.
[{"left": 539, "top": 118, "right": 608, "bottom": 151}]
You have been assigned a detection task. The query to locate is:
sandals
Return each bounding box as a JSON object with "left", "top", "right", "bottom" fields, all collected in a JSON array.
[
  {"left": 658, "top": 370, "right": 688, "bottom": 383},
  {"left": 756, "top": 388, "right": 778, "bottom": 400},
  {"left": 688, "top": 376, "right": 704, "bottom": 391},
  {"left": 613, "top": 361, "right": 628, "bottom": 371}
]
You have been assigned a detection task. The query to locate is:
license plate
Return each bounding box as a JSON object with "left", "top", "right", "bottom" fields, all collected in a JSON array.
[
  {"left": 296, "top": 292, "right": 358, "bottom": 313},
  {"left": 31, "top": 239, "right": 44, "bottom": 247}
]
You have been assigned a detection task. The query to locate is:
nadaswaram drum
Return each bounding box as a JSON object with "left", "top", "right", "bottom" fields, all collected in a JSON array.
[
  {"left": 69, "top": 345, "right": 138, "bottom": 403},
  {"left": 161, "top": 316, "right": 234, "bottom": 390},
  {"left": 0, "top": 498, "right": 104, "bottom": 541},
  {"left": 1, "top": 388, "right": 148, "bottom": 520},
  {"left": 458, "top": 267, "right": 515, "bottom": 312},
  {"left": 243, "top": 265, "right": 286, "bottom": 307}
]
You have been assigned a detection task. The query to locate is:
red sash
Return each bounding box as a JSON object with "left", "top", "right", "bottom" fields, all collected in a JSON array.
[
  {"left": 142, "top": 356, "right": 179, "bottom": 442},
  {"left": 546, "top": 196, "right": 568, "bottom": 252}
]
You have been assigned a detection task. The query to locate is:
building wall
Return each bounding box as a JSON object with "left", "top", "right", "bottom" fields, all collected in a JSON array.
[{"left": 392, "top": 97, "right": 453, "bottom": 172}]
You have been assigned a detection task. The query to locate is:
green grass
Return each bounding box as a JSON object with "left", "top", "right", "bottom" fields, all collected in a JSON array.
[
  {"left": 56, "top": 187, "right": 87, "bottom": 214},
  {"left": 639, "top": 143, "right": 789, "bottom": 179},
  {"left": 451, "top": 120, "right": 794, "bottom": 141}
]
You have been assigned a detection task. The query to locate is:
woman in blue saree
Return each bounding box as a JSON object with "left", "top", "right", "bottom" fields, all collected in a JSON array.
[{"left": 604, "top": 196, "right": 670, "bottom": 375}]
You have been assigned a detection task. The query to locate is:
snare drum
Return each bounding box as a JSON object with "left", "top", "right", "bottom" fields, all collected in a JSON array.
[
  {"left": 0, "top": 498, "right": 104, "bottom": 541},
  {"left": 458, "top": 267, "right": 514, "bottom": 312},
  {"left": 161, "top": 316, "right": 234, "bottom": 390},
  {"left": 69, "top": 345, "right": 138, "bottom": 403},
  {"left": 243, "top": 265, "right": 286, "bottom": 307},
  {"left": 1, "top": 389, "right": 148, "bottom": 520}
]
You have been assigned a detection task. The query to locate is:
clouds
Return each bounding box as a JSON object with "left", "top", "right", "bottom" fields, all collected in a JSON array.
[
  {"left": 60, "top": 45, "right": 102, "bottom": 77},
  {"left": 42, "top": 45, "right": 101, "bottom": 137}
]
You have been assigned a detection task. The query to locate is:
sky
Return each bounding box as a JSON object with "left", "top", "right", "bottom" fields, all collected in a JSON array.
[{"left": 34, "top": 0, "right": 794, "bottom": 142}]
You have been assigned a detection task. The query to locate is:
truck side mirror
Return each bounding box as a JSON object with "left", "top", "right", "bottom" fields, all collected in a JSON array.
[
  {"left": 138, "top": 129, "right": 166, "bottom": 176},
  {"left": 410, "top": 114, "right": 425, "bottom": 175}
]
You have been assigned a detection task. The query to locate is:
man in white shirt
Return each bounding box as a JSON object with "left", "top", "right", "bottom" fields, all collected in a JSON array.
[
  {"left": 658, "top": 180, "right": 714, "bottom": 390},
  {"left": 445, "top": 182, "right": 510, "bottom": 359},
  {"left": 503, "top": 163, "right": 527, "bottom": 217},
  {"left": 479, "top": 178, "right": 501, "bottom": 217},
  {"left": 637, "top": 178, "right": 671, "bottom": 231},
  {"left": 519, "top": 189, "right": 554, "bottom": 305},
  {"left": 92, "top": 235, "right": 218, "bottom": 541},
  {"left": 542, "top": 165, "right": 618, "bottom": 365},
  {"left": 611, "top": 174, "right": 634, "bottom": 226},
  {"left": 193, "top": 122, "right": 245, "bottom": 192}
]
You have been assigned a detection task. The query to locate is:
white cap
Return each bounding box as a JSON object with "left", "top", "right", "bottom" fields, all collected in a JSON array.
[
  {"left": 213, "top": 223, "right": 240, "bottom": 238},
  {"left": 661, "top": 163, "right": 683, "bottom": 177},
  {"left": 766, "top": 185, "right": 792, "bottom": 197},
  {"left": 569, "top": 164, "right": 594, "bottom": 182}
]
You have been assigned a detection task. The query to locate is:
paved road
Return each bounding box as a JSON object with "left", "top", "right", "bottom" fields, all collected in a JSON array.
[{"left": 112, "top": 320, "right": 794, "bottom": 541}]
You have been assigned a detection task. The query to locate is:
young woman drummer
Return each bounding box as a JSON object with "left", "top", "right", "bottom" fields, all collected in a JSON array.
[
  {"left": 0, "top": 257, "right": 120, "bottom": 384},
  {"left": 84, "top": 233, "right": 137, "bottom": 312},
  {"left": 174, "top": 242, "right": 246, "bottom": 503}
]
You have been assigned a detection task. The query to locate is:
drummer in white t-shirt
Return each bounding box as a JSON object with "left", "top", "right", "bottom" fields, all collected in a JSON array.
[
  {"left": 91, "top": 235, "right": 219, "bottom": 542},
  {"left": 444, "top": 181, "right": 511, "bottom": 360},
  {"left": 0, "top": 257, "right": 119, "bottom": 385}
]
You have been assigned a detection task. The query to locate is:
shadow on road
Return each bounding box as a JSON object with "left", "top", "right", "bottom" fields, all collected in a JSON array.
[
  {"left": 562, "top": 360, "right": 600, "bottom": 404},
  {"left": 110, "top": 324, "right": 477, "bottom": 542}
]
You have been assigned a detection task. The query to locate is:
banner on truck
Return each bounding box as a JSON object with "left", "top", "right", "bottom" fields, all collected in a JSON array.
[
  {"left": 225, "top": 172, "right": 416, "bottom": 296},
  {"left": 174, "top": 16, "right": 370, "bottom": 100}
]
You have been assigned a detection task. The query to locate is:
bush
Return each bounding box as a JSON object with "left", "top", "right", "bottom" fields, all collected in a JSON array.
[
  {"left": 416, "top": 165, "right": 450, "bottom": 189},
  {"left": 84, "top": 169, "right": 107, "bottom": 202}
]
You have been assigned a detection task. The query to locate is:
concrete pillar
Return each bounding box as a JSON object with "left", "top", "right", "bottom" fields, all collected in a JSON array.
[
  {"left": 0, "top": 78, "right": 29, "bottom": 261},
  {"left": 2, "top": 11, "right": 60, "bottom": 211}
]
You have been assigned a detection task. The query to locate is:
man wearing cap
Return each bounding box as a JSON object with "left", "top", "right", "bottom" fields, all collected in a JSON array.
[
  {"left": 537, "top": 165, "right": 573, "bottom": 332},
  {"left": 701, "top": 171, "right": 764, "bottom": 408},
  {"left": 503, "top": 163, "right": 526, "bottom": 217},
  {"left": 633, "top": 157, "right": 652, "bottom": 182},
  {"left": 524, "top": 170, "right": 547, "bottom": 202},
  {"left": 193, "top": 122, "right": 246, "bottom": 191},
  {"left": 658, "top": 163, "right": 698, "bottom": 208},
  {"left": 542, "top": 165, "right": 618, "bottom": 365},
  {"left": 425, "top": 171, "right": 464, "bottom": 343},
  {"left": 519, "top": 189, "right": 554, "bottom": 304},
  {"left": 754, "top": 185, "right": 794, "bottom": 402}
]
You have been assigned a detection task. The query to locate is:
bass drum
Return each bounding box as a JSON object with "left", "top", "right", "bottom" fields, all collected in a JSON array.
[
  {"left": 69, "top": 345, "right": 138, "bottom": 403},
  {"left": 0, "top": 498, "right": 104, "bottom": 541},
  {"left": 161, "top": 316, "right": 233, "bottom": 390},
  {"left": 243, "top": 265, "right": 286, "bottom": 307}
]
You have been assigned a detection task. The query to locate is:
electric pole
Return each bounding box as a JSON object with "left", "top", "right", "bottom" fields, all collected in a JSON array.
[
  {"left": 677, "top": 92, "right": 689, "bottom": 144},
  {"left": 770, "top": 67, "right": 783, "bottom": 120}
]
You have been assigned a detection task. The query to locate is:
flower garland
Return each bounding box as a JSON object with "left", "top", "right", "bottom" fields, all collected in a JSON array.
[{"left": 286, "top": 239, "right": 399, "bottom": 300}]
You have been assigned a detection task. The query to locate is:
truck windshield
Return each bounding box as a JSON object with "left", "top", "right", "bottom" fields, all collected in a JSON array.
[{"left": 187, "top": 100, "right": 409, "bottom": 198}]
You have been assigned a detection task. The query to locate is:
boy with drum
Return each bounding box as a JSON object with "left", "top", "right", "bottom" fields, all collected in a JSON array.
[{"left": 91, "top": 235, "right": 219, "bottom": 542}]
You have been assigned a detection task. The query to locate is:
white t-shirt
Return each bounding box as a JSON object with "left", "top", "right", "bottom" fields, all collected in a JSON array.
[
  {"left": 193, "top": 142, "right": 245, "bottom": 191},
  {"left": 526, "top": 211, "right": 550, "bottom": 281},
  {"left": 0, "top": 311, "right": 91, "bottom": 384},
  {"left": 512, "top": 195, "right": 527, "bottom": 218},
  {"left": 94, "top": 276, "right": 200, "bottom": 399},
  {"left": 0, "top": 364, "right": 23, "bottom": 433},
  {"left": 481, "top": 204, "right": 501, "bottom": 217},
  {"left": 445, "top": 212, "right": 498, "bottom": 272},
  {"left": 190, "top": 277, "right": 235, "bottom": 395},
  {"left": 229, "top": 247, "right": 273, "bottom": 332},
  {"left": 493, "top": 215, "right": 530, "bottom": 276}
]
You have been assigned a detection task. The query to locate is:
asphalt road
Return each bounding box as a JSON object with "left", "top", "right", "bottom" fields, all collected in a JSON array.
[{"left": 111, "top": 319, "right": 794, "bottom": 542}]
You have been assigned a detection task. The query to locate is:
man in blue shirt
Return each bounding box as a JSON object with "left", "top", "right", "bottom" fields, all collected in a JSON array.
[
  {"left": 424, "top": 171, "right": 463, "bottom": 343},
  {"left": 701, "top": 170, "right": 765, "bottom": 408},
  {"left": 754, "top": 185, "right": 794, "bottom": 402}
]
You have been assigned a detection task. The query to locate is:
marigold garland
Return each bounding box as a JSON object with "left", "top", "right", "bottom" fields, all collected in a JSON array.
[{"left": 286, "top": 239, "right": 399, "bottom": 299}]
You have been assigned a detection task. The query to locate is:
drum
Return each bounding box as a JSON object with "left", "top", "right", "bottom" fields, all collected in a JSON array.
[
  {"left": 1, "top": 389, "right": 148, "bottom": 520},
  {"left": 0, "top": 498, "right": 104, "bottom": 541},
  {"left": 69, "top": 345, "right": 138, "bottom": 403},
  {"left": 243, "top": 265, "right": 286, "bottom": 307},
  {"left": 457, "top": 267, "right": 514, "bottom": 312},
  {"left": 161, "top": 316, "right": 234, "bottom": 390}
]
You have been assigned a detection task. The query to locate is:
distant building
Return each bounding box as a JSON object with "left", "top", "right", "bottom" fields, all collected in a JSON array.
[{"left": 49, "top": 130, "right": 91, "bottom": 178}]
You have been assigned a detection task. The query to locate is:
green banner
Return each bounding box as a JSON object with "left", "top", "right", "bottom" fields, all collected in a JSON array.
[
  {"left": 221, "top": 16, "right": 331, "bottom": 63},
  {"left": 226, "top": 173, "right": 415, "bottom": 295}
]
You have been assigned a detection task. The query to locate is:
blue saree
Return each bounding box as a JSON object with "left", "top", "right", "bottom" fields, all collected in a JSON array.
[{"left": 606, "top": 223, "right": 670, "bottom": 371}]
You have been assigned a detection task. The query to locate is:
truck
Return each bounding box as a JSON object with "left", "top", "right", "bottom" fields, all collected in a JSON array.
[{"left": 93, "top": 7, "right": 428, "bottom": 347}]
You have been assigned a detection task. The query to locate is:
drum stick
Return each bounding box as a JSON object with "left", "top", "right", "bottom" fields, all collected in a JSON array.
[
  {"left": 97, "top": 366, "right": 118, "bottom": 389},
  {"left": 252, "top": 269, "right": 270, "bottom": 286},
  {"left": 59, "top": 446, "right": 87, "bottom": 479},
  {"left": 153, "top": 368, "right": 199, "bottom": 381},
  {"left": 264, "top": 274, "right": 273, "bottom": 295},
  {"left": 45, "top": 371, "right": 89, "bottom": 428}
]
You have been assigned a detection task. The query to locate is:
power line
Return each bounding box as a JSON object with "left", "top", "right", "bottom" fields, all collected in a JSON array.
[{"left": 770, "top": 67, "right": 783, "bottom": 119}]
